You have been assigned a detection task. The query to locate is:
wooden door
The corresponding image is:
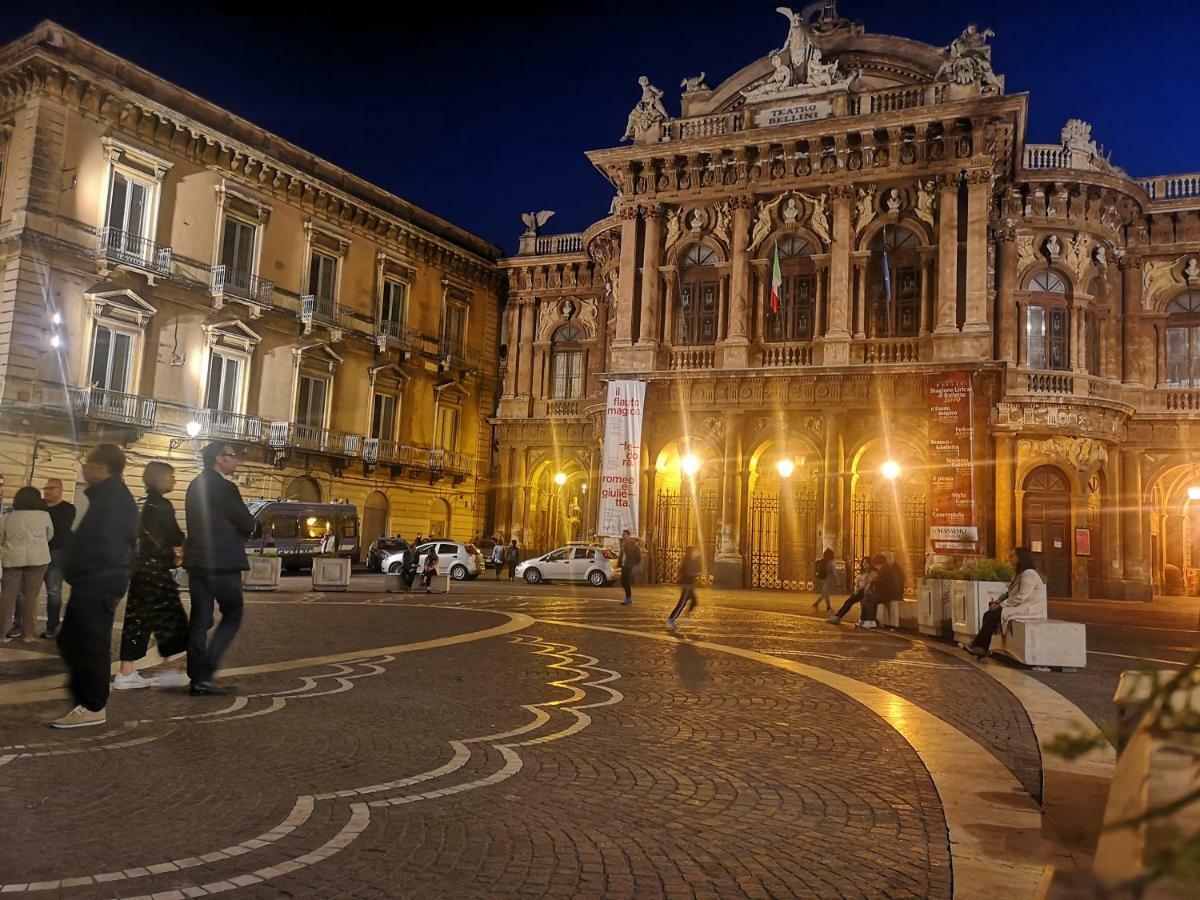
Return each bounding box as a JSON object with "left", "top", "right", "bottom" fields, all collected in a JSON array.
[{"left": 1023, "top": 466, "right": 1072, "bottom": 597}]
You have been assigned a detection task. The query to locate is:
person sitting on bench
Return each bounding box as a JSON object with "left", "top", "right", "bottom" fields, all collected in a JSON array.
[{"left": 968, "top": 547, "right": 1047, "bottom": 657}]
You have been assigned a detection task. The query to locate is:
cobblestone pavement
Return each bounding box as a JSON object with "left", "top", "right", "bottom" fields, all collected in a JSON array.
[{"left": 2, "top": 574, "right": 1165, "bottom": 898}]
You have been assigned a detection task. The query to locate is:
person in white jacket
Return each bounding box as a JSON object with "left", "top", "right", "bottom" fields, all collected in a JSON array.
[
  {"left": 0, "top": 486, "right": 54, "bottom": 643},
  {"left": 968, "top": 547, "right": 1048, "bottom": 657}
]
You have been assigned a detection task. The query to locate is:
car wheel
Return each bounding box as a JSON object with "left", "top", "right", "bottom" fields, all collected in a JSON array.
[
  {"left": 388, "top": 562, "right": 403, "bottom": 574},
  {"left": 588, "top": 570, "right": 606, "bottom": 587},
  {"left": 450, "top": 564, "right": 469, "bottom": 581},
  {"left": 524, "top": 568, "right": 542, "bottom": 585}
]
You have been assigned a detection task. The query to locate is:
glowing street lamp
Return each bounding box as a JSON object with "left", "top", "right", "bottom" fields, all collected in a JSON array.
[
  {"left": 1189, "top": 485, "right": 1200, "bottom": 501},
  {"left": 186, "top": 420, "right": 203, "bottom": 439},
  {"left": 880, "top": 460, "right": 902, "bottom": 481},
  {"left": 776, "top": 458, "right": 795, "bottom": 478},
  {"left": 553, "top": 471, "right": 567, "bottom": 486},
  {"left": 681, "top": 453, "right": 702, "bottom": 478}
]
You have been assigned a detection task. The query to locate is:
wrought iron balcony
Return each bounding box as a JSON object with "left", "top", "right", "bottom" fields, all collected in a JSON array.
[
  {"left": 97, "top": 227, "right": 172, "bottom": 276},
  {"left": 69, "top": 386, "right": 157, "bottom": 429},
  {"left": 298, "top": 295, "right": 352, "bottom": 338},
  {"left": 429, "top": 448, "right": 473, "bottom": 477},
  {"left": 375, "top": 319, "right": 418, "bottom": 352},
  {"left": 196, "top": 408, "right": 264, "bottom": 443},
  {"left": 209, "top": 265, "right": 274, "bottom": 309},
  {"left": 268, "top": 421, "right": 362, "bottom": 457}
]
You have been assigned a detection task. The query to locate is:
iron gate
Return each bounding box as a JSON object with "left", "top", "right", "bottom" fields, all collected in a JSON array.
[
  {"left": 651, "top": 490, "right": 718, "bottom": 584},
  {"left": 851, "top": 493, "right": 927, "bottom": 594},
  {"left": 748, "top": 485, "right": 820, "bottom": 590}
]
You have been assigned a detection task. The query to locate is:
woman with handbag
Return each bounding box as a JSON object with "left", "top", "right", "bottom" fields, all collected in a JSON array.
[{"left": 114, "top": 462, "right": 190, "bottom": 689}]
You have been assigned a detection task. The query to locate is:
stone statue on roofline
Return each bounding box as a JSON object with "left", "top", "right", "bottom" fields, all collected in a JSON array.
[
  {"left": 936, "top": 24, "right": 1002, "bottom": 92},
  {"left": 621, "top": 76, "right": 670, "bottom": 142},
  {"left": 776, "top": 5, "right": 814, "bottom": 72}
]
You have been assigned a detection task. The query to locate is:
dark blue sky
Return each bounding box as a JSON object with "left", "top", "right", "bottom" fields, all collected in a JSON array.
[{"left": 6, "top": 1, "right": 1199, "bottom": 254}]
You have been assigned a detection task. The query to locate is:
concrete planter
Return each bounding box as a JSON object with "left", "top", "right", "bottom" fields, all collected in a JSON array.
[
  {"left": 243, "top": 555, "right": 282, "bottom": 592},
  {"left": 950, "top": 580, "right": 1008, "bottom": 644},
  {"left": 311, "top": 557, "right": 352, "bottom": 592},
  {"left": 917, "top": 579, "right": 951, "bottom": 636}
]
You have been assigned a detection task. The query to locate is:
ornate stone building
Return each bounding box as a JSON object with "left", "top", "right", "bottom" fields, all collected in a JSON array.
[
  {"left": 0, "top": 23, "right": 502, "bottom": 547},
  {"left": 494, "top": 6, "right": 1200, "bottom": 599}
]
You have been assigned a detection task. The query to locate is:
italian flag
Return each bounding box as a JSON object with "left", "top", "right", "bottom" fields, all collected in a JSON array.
[{"left": 770, "top": 243, "right": 782, "bottom": 314}]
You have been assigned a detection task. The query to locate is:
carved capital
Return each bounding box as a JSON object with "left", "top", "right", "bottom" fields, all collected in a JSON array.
[
  {"left": 640, "top": 203, "right": 664, "bottom": 219},
  {"left": 730, "top": 194, "right": 757, "bottom": 211},
  {"left": 965, "top": 168, "right": 993, "bottom": 187},
  {"left": 616, "top": 204, "right": 641, "bottom": 221},
  {"left": 935, "top": 172, "right": 962, "bottom": 191},
  {"left": 829, "top": 184, "right": 856, "bottom": 202}
]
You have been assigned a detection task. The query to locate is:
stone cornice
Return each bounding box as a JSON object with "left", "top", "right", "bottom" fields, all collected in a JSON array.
[{"left": 0, "top": 29, "right": 503, "bottom": 288}]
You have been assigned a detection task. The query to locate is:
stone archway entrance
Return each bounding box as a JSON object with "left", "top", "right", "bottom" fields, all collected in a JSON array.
[
  {"left": 1023, "top": 466, "right": 1072, "bottom": 597},
  {"left": 429, "top": 497, "right": 451, "bottom": 539},
  {"left": 284, "top": 475, "right": 322, "bottom": 502},
  {"left": 363, "top": 491, "right": 389, "bottom": 557}
]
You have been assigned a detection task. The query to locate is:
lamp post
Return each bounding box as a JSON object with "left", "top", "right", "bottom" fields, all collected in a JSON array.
[{"left": 170, "top": 420, "right": 202, "bottom": 451}]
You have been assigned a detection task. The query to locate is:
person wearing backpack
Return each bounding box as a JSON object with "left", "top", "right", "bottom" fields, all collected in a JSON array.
[
  {"left": 811, "top": 547, "right": 836, "bottom": 612},
  {"left": 617, "top": 529, "right": 641, "bottom": 605},
  {"left": 504, "top": 539, "right": 521, "bottom": 582}
]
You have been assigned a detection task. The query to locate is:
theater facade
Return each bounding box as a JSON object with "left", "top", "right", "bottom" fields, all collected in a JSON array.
[{"left": 493, "top": 5, "right": 1200, "bottom": 599}]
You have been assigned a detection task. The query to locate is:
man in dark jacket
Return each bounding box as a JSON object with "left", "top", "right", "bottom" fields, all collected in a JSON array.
[
  {"left": 862, "top": 552, "right": 906, "bottom": 628},
  {"left": 617, "top": 530, "right": 641, "bottom": 605},
  {"left": 52, "top": 444, "right": 138, "bottom": 728},
  {"left": 184, "top": 441, "right": 255, "bottom": 695}
]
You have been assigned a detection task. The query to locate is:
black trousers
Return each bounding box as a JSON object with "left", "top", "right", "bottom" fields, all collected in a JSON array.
[
  {"left": 669, "top": 585, "right": 697, "bottom": 620},
  {"left": 507, "top": 562, "right": 517, "bottom": 581},
  {"left": 186, "top": 570, "right": 244, "bottom": 684},
  {"left": 620, "top": 567, "right": 634, "bottom": 599},
  {"left": 972, "top": 608, "right": 1003, "bottom": 650},
  {"left": 834, "top": 589, "right": 864, "bottom": 619},
  {"left": 120, "top": 560, "right": 189, "bottom": 662},
  {"left": 57, "top": 576, "right": 127, "bottom": 712}
]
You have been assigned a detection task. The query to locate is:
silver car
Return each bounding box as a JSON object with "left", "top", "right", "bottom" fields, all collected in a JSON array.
[
  {"left": 383, "top": 540, "right": 483, "bottom": 581},
  {"left": 514, "top": 544, "right": 620, "bottom": 587}
]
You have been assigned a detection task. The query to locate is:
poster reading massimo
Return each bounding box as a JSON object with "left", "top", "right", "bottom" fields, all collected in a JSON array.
[
  {"left": 926, "top": 371, "right": 978, "bottom": 555},
  {"left": 597, "top": 380, "right": 645, "bottom": 537}
]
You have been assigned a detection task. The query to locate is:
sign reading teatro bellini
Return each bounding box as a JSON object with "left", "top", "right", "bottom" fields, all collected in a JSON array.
[{"left": 756, "top": 100, "right": 833, "bottom": 127}]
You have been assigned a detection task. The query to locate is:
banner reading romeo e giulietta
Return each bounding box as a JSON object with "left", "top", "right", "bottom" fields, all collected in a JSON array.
[{"left": 597, "top": 380, "right": 645, "bottom": 537}]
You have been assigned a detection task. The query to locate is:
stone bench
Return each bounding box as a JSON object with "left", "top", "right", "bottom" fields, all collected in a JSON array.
[
  {"left": 875, "top": 599, "right": 919, "bottom": 629},
  {"left": 385, "top": 572, "right": 451, "bottom": 594},
  {"left": 993, "top": 619, "right": 1087, "bottom": 670}
]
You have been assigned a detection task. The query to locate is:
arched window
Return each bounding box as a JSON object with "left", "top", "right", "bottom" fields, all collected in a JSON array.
[
  {"left": 764, "top": 233, "right": 816, "bottom": 342},
  {"left": 550, "top": 324, "right": 585, "bottom": 399},
  {"left": 1166, "top": 291, "right": 1200, "bottom": 387},
  {"left": 675, "top": 244, "right": 719, "bottom": 346},
  {"left": 1026, "top": 270, "right": 1069, "bottom": 371},
  {"left": 867, "top": 226, "right": 921, "bottom": 337}
]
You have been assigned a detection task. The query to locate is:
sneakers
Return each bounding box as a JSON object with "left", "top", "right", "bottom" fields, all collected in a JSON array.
[
  {"left": 189, "top": 681, "right": 235, "bottom": 696},
  {"left": 621, "top": 598, "right": 633, "bottom": 606},
  {"left": 152, "top": 670, "right": 190, "bottom": 688},
  {"left": 666, "top": 618, "right": 677, "bottom": 630},
  {"left": 825, "top": 615, "right": 842, "bottom": 624},
  {"left": 967, "top": 645, "right": 988, "bottom": 658},
  {"left": 857, "top": 620, "right": 877, "bottom": 629},
  {"left": 39, "top": 630, "right": 56, "bottom": 640},
  {"left": 51, "top": 705, "right": 106, "bottom": 729},
  {"left": 113, "top": 671, "right": 152, "bottom": 690}
]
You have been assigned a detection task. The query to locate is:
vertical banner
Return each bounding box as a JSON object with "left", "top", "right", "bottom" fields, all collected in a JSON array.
[
  {"left": 926, "top": 371, "right": 979, "bottom": 555},
  {"left": 597, "top": 380, "right": 645, "bottom": 537}
]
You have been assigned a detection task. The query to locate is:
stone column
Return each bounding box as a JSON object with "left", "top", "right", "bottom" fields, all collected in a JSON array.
[
  {"left": 814, "top": 262, "right": 827, "bottom": 336},
  {"left": 993, "top": 432, "right": 1016, "bottom": 562},
  {"left": 919, "top": 253, "right": 934, "bottom": 337},
  {"left": 636, "top": 204, "right": 663, "bottom": 348},
  {"left": 1120, "top": 256, "right": 1147, "bottom": 387},
  {"left": 824, "top": 187, "right": 853, "bottom": 364},
  {"left": 517, "top": 299, "right": 536, "bottom": 398},
  {"left": 501, "top": 300, "right": 520, "bottom": 397},
  {"left": 996, "top": 230, "right": 1018, "bottom": 362},
  {"left": 714, "top": 411, "right": 745, "bottom": 588},
  {"left": 510, "top": 449, "right": 528, "bottom": 543},
  {"left": 613, "top": 207, "right": 640, "bottom": 348},
  {"left": 962, "top": 170, "right": 991, "bottom": 334},
  {"left": 820, "top": 413, "right": 843, "bottom": 556},
  {"left": 1102, "top": 453, "right": 1122, "bottom": 598},
  {"left": 725, "top": 197, "right": 754, "bottom": 366},
  {"left": 1119, "top": 447, "right": 1152, "bottom": 600},
  {"left": 934, "top": 173, "right": 960, "bottom": 335},
  {"left": 853, "top": 260, "right": 867, "bottom": 340},
  {"left": 662, "top": 268, "right": 678, "bottom": 345}
]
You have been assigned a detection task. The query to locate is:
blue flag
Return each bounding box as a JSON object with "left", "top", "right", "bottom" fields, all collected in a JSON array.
[{"left": 881, "top": 225, "right": 893, "bottom": 310}]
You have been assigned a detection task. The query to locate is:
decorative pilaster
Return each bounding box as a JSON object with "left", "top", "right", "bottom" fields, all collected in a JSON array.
[
  {"left": 962, "top": 169, "right": 991, "bottom": 333},
  {"left": 714, "top": 411, "right": 745, "bottom": 588},
  {"left": 1119, "top": 255, "right": 1149, "bottom": 387},
  {"left": 725, "top": 196, "right": 755, "bottom": 367},
  {"left": 1119, "top": 448, "right": 1152, "bottom": 600},
  {"left": 823, "top": 186, "right": 853, "bottom": 364},
  {"left": 993, "top": 433, "right": 1015, "bottom": 561},
  {"left": 995, "top": 226, "right": 1017, "bottom": 362},
  {"left": 636, "top": 203, "right": 663, "bottom": 348},
  {"left": 613, "top": 205, "right": 640, "bottom": 349},
  {"left": 934, "top": 172, "right": 960, "bottom": 335}
]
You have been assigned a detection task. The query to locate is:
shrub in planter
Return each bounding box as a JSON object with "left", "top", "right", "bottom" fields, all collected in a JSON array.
[{"left": 927, "top": 558, "right": 1014, "bottom": 582}]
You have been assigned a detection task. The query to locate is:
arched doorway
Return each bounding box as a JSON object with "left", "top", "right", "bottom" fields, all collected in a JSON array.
[
  {"left": 429, "top": 497, "right": 451, "bottom": 539},
  {"left": 650, "top": 441, "right": 720, "bottom": 584},
  {"left": 1023, "top": 466, "right": 1072, "bottom": 597},
  {"left": 362, "top": 491, "right": 389, "bottom": 560},
  {"left": 284, "top": 475, "right": 322, "bottom": 502},
  {"left": 850, "top": 443, "right": 927, "bottom": 589},
  {"left": 746, "top": 438, "right": 820, "bottom": 590}
]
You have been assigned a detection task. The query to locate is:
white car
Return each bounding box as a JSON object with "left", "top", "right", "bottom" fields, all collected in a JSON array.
[
  {"left": 515, "top": 544, "right": 621, "bottom": 587},
  {"left": 382, "top": 540, "right": 483, "bottom": 581}
]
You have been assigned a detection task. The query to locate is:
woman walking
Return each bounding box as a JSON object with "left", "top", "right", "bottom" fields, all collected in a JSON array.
[
  {"left": 811, "top": 548, "right": 836, "bottom": 612},
  {"left": 0, "top": 486, "right": 53, "bottom": 643},
  {"left": 114, "top": 462, "right": 190, "bottom": 689},
  {"left": 421, "top": 547, "right": 439, "bottom": 594},
  {"left": 968, "top": 548, "right": 1047, "bottom": 657},
  {"left": 666, "top": 545, "right": 702, "bottom": 630}
]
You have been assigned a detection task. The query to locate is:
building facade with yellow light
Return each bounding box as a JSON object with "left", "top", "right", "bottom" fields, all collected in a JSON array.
[
  {"left": 0, "top": 23, "right": 502, "bottom": 548},
  {"left": 493, "top": 6, "right": 1200, "bottom": 600}
]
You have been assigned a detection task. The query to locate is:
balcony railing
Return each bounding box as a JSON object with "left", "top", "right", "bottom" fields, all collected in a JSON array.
[
  {"left": 210, "top": 265, "right": 274, "bottom": 305},
  {"left": 196, "top": 408, "right": 264, "bottom": 443},
  {"left": 533, "top": 233, "right": 584, "bottom": 255},
  {"left": 1140, "top": 174, "right": 1200, "bottom": 201},
  {"left": 759, "top": 342, "right": 813, "bottom": 367},
  {"left": 1025, "top": 371, "right": 1075, "bottom": 395},
  {"left": 668, "top": 346, "right": 716, "bottom": 370},
  {"left": 546, "top": 399, "right": 580, "bottom": 417},
  {"left": 298, "top": 295, "right": 346, "bottom": 327},
  {"left": 97, "top": 227, "right": 172, "bottom": 275},
  {"left": 69, "top": 386, "right": 157, "bottom": 428},
  {"left": 429, "top": 448, "right": 473, "bottom": 477},
  {"left": 856, "top": 338, "right": 920, "bottom": 364},
  {"left": 375, "top": 319, "right": 418, "bottom": 351},
  {"left": 268, "top": 422, "right": 362, "bottom": 457}
]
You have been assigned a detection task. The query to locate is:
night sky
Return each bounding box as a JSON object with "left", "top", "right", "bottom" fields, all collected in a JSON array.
[{"left": 5, "top": 1, "right": 1198, "bottom": 254}]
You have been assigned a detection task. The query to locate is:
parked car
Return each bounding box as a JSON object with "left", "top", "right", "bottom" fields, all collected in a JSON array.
[
  {"left": 365, "top": 536, "right": 409, "bottom": 572},
  {"left": 514, "top": 544, "right": 620, "bottom": 587},
  {"left": 382, "top": 540, "right": 483, "bottom": 581}
]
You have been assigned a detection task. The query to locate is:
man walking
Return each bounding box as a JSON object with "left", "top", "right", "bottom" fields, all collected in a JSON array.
[
  {"left": 184, "top": 442, "right": 255, "bottom": 696},
  {"left": 40, "top": 478, "right": 76, "bottom": 639},
  {"left": 52, "top": 444, "right": 138, "bottom": 728},
  {"left": 618, "top": 529, "right": 640, "bottom": 606}
]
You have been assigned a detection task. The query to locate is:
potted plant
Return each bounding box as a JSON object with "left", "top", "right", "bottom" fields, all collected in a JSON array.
[
  {"left": 244, "top": 517, "right": 282, "bottom": 592},
  {"left": 311, "top": 518, "right": 352, "bottom": 591},
  {"left": 924, "top": 559, "right": 1014, "bottom": 644}
]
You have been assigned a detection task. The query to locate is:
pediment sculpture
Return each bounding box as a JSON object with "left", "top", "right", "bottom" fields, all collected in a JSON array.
[
  {"left": 936, "top": 24, "right": 1002, "bottom": 92},
  {"left": 741, "top": 7, "right": 852, "bottom": 102}
]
